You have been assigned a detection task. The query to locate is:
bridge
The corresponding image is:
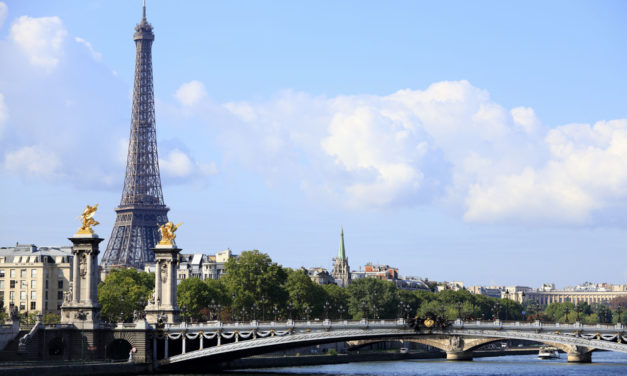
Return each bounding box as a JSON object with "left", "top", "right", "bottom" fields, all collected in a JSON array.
[
  {"left": 151, "top": 318, "right": 627, "bottom": 370},
  {"left": 7, "top": 230, "right": 627, "bottom": 371}
]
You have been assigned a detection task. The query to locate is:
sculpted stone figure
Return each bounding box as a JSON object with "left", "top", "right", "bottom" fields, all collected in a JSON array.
[
  {"left": 158, "top": 221, "right": 182, "bottom": 246},
  {"left": 77, "top": 204, "right": 99, "bottom": 234}
]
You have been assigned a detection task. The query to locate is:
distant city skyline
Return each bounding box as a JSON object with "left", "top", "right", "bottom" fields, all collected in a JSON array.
[{"left": 0, "top": 1, "right": 626, "bottom": 287}]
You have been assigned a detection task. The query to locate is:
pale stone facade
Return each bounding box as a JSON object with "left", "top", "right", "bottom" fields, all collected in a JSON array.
[{"left": 0, "top": 244, "right": 72, "bottom": 316}]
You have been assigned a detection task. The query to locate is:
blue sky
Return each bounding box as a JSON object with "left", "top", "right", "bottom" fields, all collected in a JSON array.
[{"left": 1, "top": 1, "right": 626, "bottom": 287}]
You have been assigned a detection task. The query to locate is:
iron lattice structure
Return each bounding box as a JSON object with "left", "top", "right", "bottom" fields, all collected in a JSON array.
[{"left": 101, "top": 6, "right": 169, "bottom": 270}]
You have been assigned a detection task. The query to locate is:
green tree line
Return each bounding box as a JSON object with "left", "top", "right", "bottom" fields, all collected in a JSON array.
[{"left": 95, "top": 250, "right": 627, "bottom": 324}]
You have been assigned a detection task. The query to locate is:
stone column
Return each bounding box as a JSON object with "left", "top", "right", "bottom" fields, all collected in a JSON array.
[
  {"left": 567, "top": 345, "right": 592, "bottom": 363},
  {"left": 145, "top": 244, "right": 181, "bottom": 324},
  {"left": 61, "top": 233, "right": 102, "bottom": 326}
]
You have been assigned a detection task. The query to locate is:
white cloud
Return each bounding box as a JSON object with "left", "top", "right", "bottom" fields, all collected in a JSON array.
[
  {"left": 174, "top": 80, "right": 207, "bottom": 107},
  {"left": 160, "top": 149, "right": 218, "bottom": 180},
  {"left": 74, "top": 36, "right": 102, "bottom": 61},
  {"left": 10, "top": 15, "right": 67, "bottom": 70},
  {"left": 4, "top": 145, "right": 61, "bottom": 179},
  {"left": 171, "top": 80, "right": 627, "bottom": 225},
  {"left": 0, "top": 2, "right": 7, "bottom": 30},
  {"left": 0, "top": 93, "right": 7, "bottom": 140}
]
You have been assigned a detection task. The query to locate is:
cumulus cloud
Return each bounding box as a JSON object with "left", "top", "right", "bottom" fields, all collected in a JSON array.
[
  {"left": 160, "top": 148, "right": 218, "bottom": 180},
  {"left": 0, "top": 2, "right": 7, "bottom": 29},
  {"left": 0, "top": 93, "right": 7, "bottom": 140},
  {"left": 164, "top": 80, "right": 627, "bottom": 225},
  {"left": 74, "top": 36, "right": 102, "bottom": 61},
  {"left": 10, "top": 15, "right": 68, "bottom": 70},
  {"left": 174, "top": 80, "right": 207, "bottom": 107},
  {"left": 4, "top": 145, "right": 62, "bottom": 179}
]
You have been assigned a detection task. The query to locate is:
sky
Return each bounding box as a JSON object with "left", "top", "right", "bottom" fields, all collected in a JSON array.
[{"left": 1, "top": 1, "right": 626, "bottom": 288}]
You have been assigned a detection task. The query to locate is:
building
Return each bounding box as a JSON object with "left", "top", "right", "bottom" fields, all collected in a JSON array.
[
  {"left": 512, "top": 283, "right": 627, "bottom": 306},
  {"left": 0, "top": 244, "right": 72, "bottom": 315},
  {"left": 146, "top": 249, "right": 236, "bottom": 283},
  {"left": 331, "top": 228, "right": 351, "bottom": 287},
  {"left": 303, "top": 267, "right": 335, "bottom": 285},
  {"left": 352, "top": 263, "right": 399, "bottom": 280}
]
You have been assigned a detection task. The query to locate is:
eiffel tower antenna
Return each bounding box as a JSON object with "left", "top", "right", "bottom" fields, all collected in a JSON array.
[{"left": 101, "top": 1, "right": 169, "bottom": 269}]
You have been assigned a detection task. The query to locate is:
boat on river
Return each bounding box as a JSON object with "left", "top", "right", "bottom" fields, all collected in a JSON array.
[{"left": 538, "top": 346, "right": 560, "bottom": 359}]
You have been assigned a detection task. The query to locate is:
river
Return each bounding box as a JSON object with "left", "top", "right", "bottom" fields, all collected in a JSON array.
[{"left": 222, "top": 352, "right": 627, "bottom": 376}]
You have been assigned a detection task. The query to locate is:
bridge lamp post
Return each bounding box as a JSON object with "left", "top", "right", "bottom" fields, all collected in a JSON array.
[
  {"left": 575, "top": 305, "right": 582, "bottom": 323},
  {"left": 240, "top": 307, "right": 247, "bottom": 322},
  {"left": 209, "top": 299, "right": 216, "bottom": 321},
  {"left": 504, "top": 290, "right": 510, "bottom": 321},
  {"left": 217, "top": 304, "right": 222, "bottom": 322},
  {"left": 304, "top": 304, "right": 312, "bottom": 321},
  {"left": 230, "top": 293, "right": 235, "bottom": 321},
  {"left": 405, "top": 304, "right": 411, "bottom": 320},
  {"left": 273, "top": 304, "right": 279, "bottom": 321},
  {"left": 261, "top": 295, "right": 266, "bottom": 322},
  {"left": 617, "top": 306, "right": 623, "bottom": 325},
  {"left": 398, "top": 300, "right": 405, "bottom": 319},
  {"left": 324, "top": 301, "right": 331, "bottom": 320},
  {"left": 492, "top": 302, "right": 500, "bottom": 321},
  {"left": 564, "top": 306, "right": 570, "bottom": 324},
  {"left": 338, "top": 305, "right": 345, "bottom": 320},
  {"left": 373, "top": 304, "right": 379, "bottom": 320},
  {"left": 252, "top": 303, "right": 258, "bottom": 321},
  {"left": 361, "top": 301, "right": 368, "bottom": 320},
  {"left": 287, "top": 302, "right": 294, "bottom": 321}
]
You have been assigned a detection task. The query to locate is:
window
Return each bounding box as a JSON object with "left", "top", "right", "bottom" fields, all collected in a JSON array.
[
  {"left": 20, "top": 269, "right": 26, "bottom": 278},
  {"left": 20, "top": 291, "right": 26, "bottom": 300},
  {"left": 57, "top": 280, "right": 63, "bottom": 289},
  {"left": 57, "top": 270, "right": 63, "bottom": 278},
  {"left": 45, "top": 291, "right": 48, "bottom": 299},
  {"left": 45, "top": 280, "right": 48, "bottom": 289},
  {"left": 19, "top": 303, "right": 25, "bottom": 310},
  {"left": 0, "top": 280, "right": 3, "bottom": 289},
  {"left": 9, "top": 291, "right": 14, "bottom": 301},
  {"left": 31, "top": 269, "right": 37, "bottom": 278},
  {"left": 0, "top": 270, "right": 4, "bottom": 277},
  {"left": 30, "top": 291, "right": 36, "bottom": 300},
  {"left": 30, "top": 302, "right": 36, "bottom": 310},
  {"left": 57, "top": 291, "right": 63, "bottom": 300},
  {"left": 10, "top": 269, "right": 15, "bottom": 278},
  {"left": 31, "top": 280, "right": 36, "bottom": 289},
  {"left": 10, "top": 280, "right": 15, "bottom": 289},
  {"left": 20, "top": 280, "right": 27, "bottom": 289}
]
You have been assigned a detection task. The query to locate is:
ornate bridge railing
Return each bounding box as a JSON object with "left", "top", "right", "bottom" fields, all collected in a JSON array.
[{"left": 152, "top": 319, "right": 627, "bottom": 367}]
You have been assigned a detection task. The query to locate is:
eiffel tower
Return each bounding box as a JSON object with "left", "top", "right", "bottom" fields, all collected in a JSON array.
[{"left": 101, "top": 2, "right": 169, "bottom": 269}]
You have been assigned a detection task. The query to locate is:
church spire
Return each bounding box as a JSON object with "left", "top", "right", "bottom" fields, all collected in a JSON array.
[{"left": 338, "top": 227, "right": 346, "bottom": 259}]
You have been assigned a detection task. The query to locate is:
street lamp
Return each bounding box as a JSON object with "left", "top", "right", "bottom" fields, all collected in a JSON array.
[
  {"left": 564, "top": 306, "right": 570, "bottom": 324},
  {"left": 617, "top": 306, "right": 623, "bottom": 325},
  {"left": 338, "top": 305, "right": 345, "bottom": 320},
  {"left": 273, "top": 304, "right": 279, "bottom": 321},
  {"left": 324, "top": 301, "right": 331, "bottom": 320},
  {"left": 361, "top": 301, "right": 368, "bottom": 320},
  {"left": 456, "top": 301, "right": 463, "bottom": 320},
  {"left": 304, "top": 304, "right": 312, "bottom": 321},
  {"left": 230, "top": 293, "right": 236, "bottom": 321},
  {"left": 209, "top": 299, "right": 217, "bottom": 321},
  {"left": 398, "top": 300, "right": 405, "bottom": 319},
  {"left": 575, "top": 305, "right": 582, "bottom": 323},
  {"left": 287, "top": 301, "right": 294, "bottom": 321},
  {"left": 261, "top": 295, "right": 266, "bottom": 321},
  {"left": 240, "top": 307, "right": 248, "bottom": 321},
  {"left": 492, "top": 302, "right": 501, "bottom": 321},
  {"left": 252, "top": 303, "right": 258, "bottom": 321}
]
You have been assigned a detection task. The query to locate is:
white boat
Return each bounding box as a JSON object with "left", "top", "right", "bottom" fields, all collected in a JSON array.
[{"left": 538, "top": 346, "right": 560, "bottom": 359}]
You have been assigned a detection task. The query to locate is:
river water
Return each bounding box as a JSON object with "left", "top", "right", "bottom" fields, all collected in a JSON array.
[{"left": 227, "top": 352, "right": 627, "bottom": 376}]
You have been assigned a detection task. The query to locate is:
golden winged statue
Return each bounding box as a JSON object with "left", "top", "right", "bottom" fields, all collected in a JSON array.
[
  {"left": 158, "top": 221, "right": 183, "bottom": 246},
  {"left": 77, "top": 204, "right": 99, "bottom": 235}
]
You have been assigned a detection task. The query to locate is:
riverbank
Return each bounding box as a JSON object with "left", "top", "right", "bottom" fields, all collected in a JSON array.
[{"left": 221, "top": 348, "right": 539, "bottom": 370}]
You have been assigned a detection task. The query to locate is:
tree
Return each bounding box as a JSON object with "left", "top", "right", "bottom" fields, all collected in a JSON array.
[
  {"left": 284, "top": 269, "right": 325, "bottom": 319},
  {"left": 97, "top": 268, "right": 154, "bottom": 322},
  {"left": 43, "top": 313, "right": 61, "bottom": 325},
  {"left": 177, "top": 278, "right": 212, "bottom": 322},
  {"left": 222, "top": 250, "right": 288, "bottom": 315},
  {"left": 321, "top": 284, "right": 350, "bottom": 319},
  {"left": 346, "top": 278, "right": 398, "bottom": 319}
]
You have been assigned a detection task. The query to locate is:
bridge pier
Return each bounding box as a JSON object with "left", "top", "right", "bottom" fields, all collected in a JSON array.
[
  {"left": 567, "top": 351, "right": 592, "bottom": 363},
  {"left": 446, "top": 350, "right": 473, "bottom": 361}
]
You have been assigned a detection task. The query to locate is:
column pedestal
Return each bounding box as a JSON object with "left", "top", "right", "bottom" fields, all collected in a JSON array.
[
  {"left": 61, "top": 234, "right": 102, "bottom": 327},
  {"left": 145, "top": 244, "right": 181, "bottom": 324}
]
